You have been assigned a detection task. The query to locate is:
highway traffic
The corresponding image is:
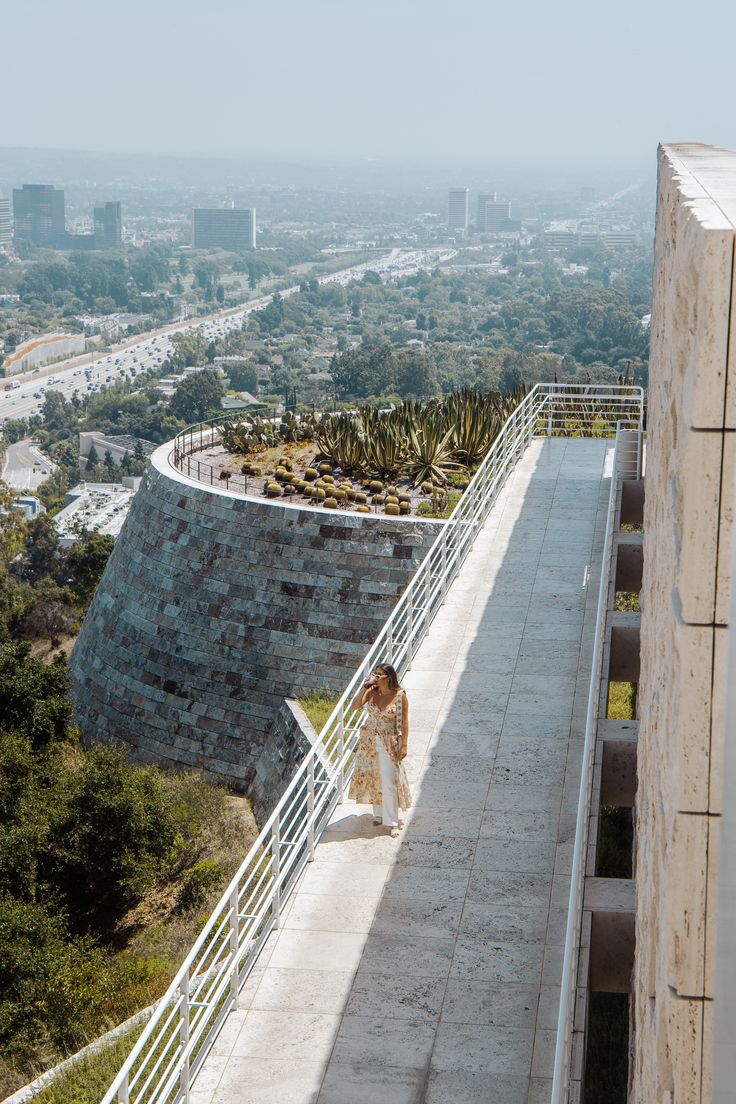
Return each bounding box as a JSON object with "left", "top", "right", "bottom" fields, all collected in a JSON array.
[{"left": 0, "top": 248, "right": 455, "bottom": 426}]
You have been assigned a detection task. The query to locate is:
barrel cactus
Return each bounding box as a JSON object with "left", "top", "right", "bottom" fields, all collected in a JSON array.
[
  {"left": 355, "top": 491, "right": 367, "bottom": 504},
  {"left": 399, "top": 502, "right": 411, "bottom": 514},
  {"left": 385, "top": 503, "right": 401, "bottom": 516},
  {"left": 324, "top": 496, "right": 338, "bottom": 509},
  {"left": 372, "top": 494, "right": 384, "bottom": 505},
  {"left": 369, "top": 480, "right": 383, "bottom": 493},
  {"left": 266, "top": 482, "right": 282, "bottom": 497},
  {"left": 318, "top": 462, "right": 333, "bottom": 475},
  {"left": 356, "top": 504, "right": 371, "bottom": 514},
  {"left": 304, "top": 467, "right": 318, "bottom": 481}
]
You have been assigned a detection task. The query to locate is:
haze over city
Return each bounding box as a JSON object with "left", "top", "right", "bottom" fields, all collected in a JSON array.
[{"left": 2, "top": 0, "right": 736, "bottom": 164}]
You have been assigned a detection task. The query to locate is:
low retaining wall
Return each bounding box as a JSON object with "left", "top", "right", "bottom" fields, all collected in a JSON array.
[{"left": 70, "top": 444, "right": 442, "bottom": 807}]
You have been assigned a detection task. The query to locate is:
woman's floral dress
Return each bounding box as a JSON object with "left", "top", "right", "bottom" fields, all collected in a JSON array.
[{"left": 348, "top": 694, "right": 412, "bottom": 810}]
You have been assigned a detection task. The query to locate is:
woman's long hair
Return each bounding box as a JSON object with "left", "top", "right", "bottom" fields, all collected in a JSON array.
[{"left": 378, "top": 662, "right": 401, "bottom": 690}]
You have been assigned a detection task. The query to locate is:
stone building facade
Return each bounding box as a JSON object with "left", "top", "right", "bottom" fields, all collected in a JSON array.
[
  {"left": 633, "top": 144, "right": 736, "bottom": 1103},
  {"left": 69, "top": 445, "right": 441, "bottom": 806}
]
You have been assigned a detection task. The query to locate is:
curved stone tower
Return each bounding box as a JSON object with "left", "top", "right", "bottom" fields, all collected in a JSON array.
[{"left": 70, "top": 443, "right": 441, "bottom": 801}]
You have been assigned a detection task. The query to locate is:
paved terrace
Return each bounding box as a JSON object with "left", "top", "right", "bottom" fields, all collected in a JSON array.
[{"left": 191, "top": 437, "right": 612, "bottom": 1104}]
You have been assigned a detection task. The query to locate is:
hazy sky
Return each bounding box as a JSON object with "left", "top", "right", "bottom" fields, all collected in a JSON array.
[{"left": 3, "top": 0, "right": 735, "bottom": 165}]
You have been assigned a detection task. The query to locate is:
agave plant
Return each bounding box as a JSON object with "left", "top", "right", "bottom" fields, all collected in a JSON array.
[
  {"left": 332, "top": 415, "right": 367, "bottom": 473},
  {"left": 446, "top": 389, "right": 503, "bottom": 467},
  {"left": 404, "top": 410, "right": 461, "bottom": 486},
  {"left": 315, "top": 414, "right": 342, "bottom": 463},
  {"left": 363, "top": 417, "right": 406, "bottom": 480}
]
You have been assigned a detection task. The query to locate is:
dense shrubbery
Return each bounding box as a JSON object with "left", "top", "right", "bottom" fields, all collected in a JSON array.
[{"left": 0, "top": 498, "right": 257, "bottom": 1095}]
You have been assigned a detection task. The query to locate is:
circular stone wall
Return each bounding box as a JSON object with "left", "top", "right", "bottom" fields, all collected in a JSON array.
[{"left": 69, "top": 444, "right": 443, "bottom": 796}]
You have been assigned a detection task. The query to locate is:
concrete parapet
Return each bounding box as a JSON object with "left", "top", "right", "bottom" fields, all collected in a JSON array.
[{"left": 69, "top": 444, "right": 442, "bottom": 809}]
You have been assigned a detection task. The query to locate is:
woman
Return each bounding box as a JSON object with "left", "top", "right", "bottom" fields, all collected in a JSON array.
[{"left": 348, "top": 662, "right": 411, "bottom": 837}]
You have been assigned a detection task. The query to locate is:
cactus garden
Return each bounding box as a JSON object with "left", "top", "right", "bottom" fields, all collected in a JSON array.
[{"left": 190, "top": 386, "right": 527, "bottom": 518}]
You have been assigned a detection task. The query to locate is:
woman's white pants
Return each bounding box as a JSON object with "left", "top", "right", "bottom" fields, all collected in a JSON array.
[{"left": 373, "top": 737, "right": 399, "bottom": 827}]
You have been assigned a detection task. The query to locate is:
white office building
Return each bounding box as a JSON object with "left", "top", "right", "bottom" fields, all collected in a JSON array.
[
  {"left": 0, "top": 197, "right": 11, "bottom": 250},
  {"left": 448, "top": 188, "right": 469, "bottom": 230}
]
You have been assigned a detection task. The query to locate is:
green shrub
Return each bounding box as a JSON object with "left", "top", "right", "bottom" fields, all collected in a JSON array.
[
  {"left": 177, "top": 859, "right": 225, "bottom": 911},
  {"left": 46, "top": 746, "right": 180, "bottom": 935},
  {"left": 0, "top": 896, "right": 112, "bottom": 1061},
  {"left": 0, "top": 644, "right": 72, "bottom": 748}
]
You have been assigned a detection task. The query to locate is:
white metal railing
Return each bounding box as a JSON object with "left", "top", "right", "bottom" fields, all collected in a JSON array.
[
  {"left": 550, "top": 423, "right": 643, "bottom": 1103},
  {"left": 102, "top": 383, "right": 643, "bottom": 1104}
]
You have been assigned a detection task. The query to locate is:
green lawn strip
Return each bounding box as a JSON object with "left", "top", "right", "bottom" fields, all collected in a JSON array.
[
  {"left": 607, "top": 681, "right": 637, "bottom": 720},
  {"left": 32, "top": 1022, "right": 145, "bottom": 1104}
]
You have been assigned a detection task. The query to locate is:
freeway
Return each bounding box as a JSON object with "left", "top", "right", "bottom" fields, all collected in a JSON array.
[
  {"left": 0, "top": 248, "right": 455, "bottom": 426},
  {"left": 2, "top": 438, "right": 55, "bottom": 491}
]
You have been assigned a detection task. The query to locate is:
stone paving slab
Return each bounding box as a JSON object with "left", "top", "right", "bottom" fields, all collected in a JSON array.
[{"left": 191, "top": 437, "right": 612, "bottom": 1104}]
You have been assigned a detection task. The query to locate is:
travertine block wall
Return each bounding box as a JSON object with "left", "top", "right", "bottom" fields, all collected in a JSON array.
[
  {"left": 633, "top": 144, "right": 736, "bottom": 1104},
  {"left": 70, "top": 446, "right": 441, "bottom": 807}
]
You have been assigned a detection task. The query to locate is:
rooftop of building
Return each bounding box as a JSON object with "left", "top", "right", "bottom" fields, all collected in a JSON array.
[{"left": 54, "top": 479, "right": 141, "bottom": 544}]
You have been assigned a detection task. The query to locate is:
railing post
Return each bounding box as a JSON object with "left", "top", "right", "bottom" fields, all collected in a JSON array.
[
  {"left": 179, "top": 969, "right": 190, "bottom": 1104},
  {"left": 117, "top": 1072, "right": 129, "bottom": 1104},
  {"left": 547, "top": 399, "right": 552, "bottom": 437},
  {"left": 441, "top": 541, "right": 448, "bottom": 602},
  {"left": 337, "top": 704, "right": 345, "bottom": 803},
  {"left": 229, "top": 886, "right": 239, "bottom": 1001},
  {"left": 271, "top": 815, "right": 281, "bottom": 927},
  {"left": 307, "top": 756, "right": 316, "bottom": 861},
  {"left": 387, "top": 622, "right": 393, "bottom": 663},
  {"left": 407, "top": 591, "right": 414, "bottom": 664}
]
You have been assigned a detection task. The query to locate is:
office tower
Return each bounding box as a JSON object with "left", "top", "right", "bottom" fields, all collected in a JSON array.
[
  {"left": 448, "top": 188, "right": 469, "bottom": 230},
  {"left": 484, "top": 199, "right": 512, "bottom": 230},
  {"left": 192, "top": 207, "right": 256, "bottom": 251},
  {"left": 476, "top": 191, "right": 497, "bottom": 231},
  {"left": 94, "top": 201, "right": 122, "bottom": 248},
  {"left": 0, "top": 197, "right": 11, "bottom": 249},
  {"left": 12, "top": 184, "right": 65, "bottom": 245}
]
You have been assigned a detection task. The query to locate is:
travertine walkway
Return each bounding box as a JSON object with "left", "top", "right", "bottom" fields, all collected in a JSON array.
[{"left": 192, "top": 437, "right": 612, "bottom": 1104}]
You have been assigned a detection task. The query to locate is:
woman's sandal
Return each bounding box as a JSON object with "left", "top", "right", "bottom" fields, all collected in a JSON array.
[{"left": 389, "top": 827, "right": 400, "bottom": 838}]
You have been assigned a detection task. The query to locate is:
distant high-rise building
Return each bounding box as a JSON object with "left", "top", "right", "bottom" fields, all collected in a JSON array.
[
  {"left": 483, "top": 199, "right": 512, "bottom": 231},
  {"left": 448, "top": 188, "right": 469, "bottom": 230},
  {"left": 476, "top": 192, "right": 497, "bottom": 231},
  {"left": 192, "top": 207, "right": 256, "bottom": 251},
  {"left": 0, "top": 197, "right": 11, "bottom": 250},
  {"left": 94, "top": 201, "right": 122, "bottom": 249},
  {"left": 13, "top": 184, "right": 66, "bottom": 245}
]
